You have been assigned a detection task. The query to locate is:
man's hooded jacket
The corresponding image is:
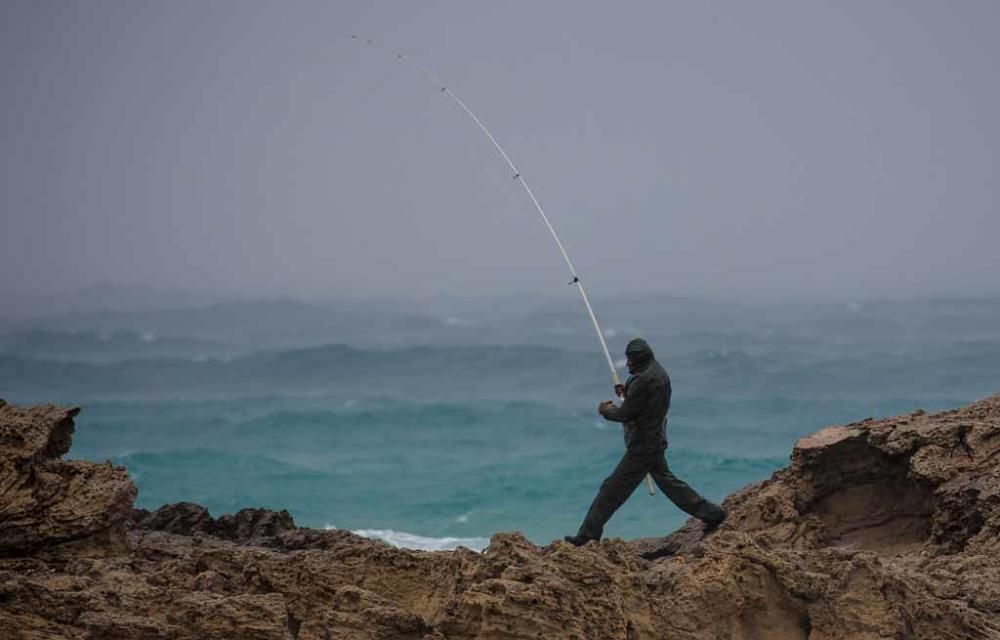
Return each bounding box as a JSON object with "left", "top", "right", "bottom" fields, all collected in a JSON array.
[{"left": 599, "top": 338, "right": 671, "bottom": 453}]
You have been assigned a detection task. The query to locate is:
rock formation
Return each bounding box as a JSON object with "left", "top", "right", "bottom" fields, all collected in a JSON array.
[
  {"left": 0, "top": 402, "right": 135, "bottom": 554},
  {"left": 1, "top": 394, "right": 999, "bottom": 639}
]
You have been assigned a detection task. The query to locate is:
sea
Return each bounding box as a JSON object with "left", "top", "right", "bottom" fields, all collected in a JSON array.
[{"left": 2, "top": 292, "right": 998, "bottom": 550}]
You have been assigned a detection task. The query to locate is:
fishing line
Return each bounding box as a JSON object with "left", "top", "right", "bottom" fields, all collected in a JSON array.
[{"left": 352, "top": 36, "right": 655, "bottom": 495}]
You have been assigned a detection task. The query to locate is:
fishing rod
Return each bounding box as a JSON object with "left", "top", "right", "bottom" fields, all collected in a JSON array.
[{"left": 353, "top": 36, "right": 655, "bottom": 496}]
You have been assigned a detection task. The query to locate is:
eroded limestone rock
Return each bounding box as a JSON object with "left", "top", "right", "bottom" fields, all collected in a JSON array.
[
  {"left": 0, "top": 403, "right": 135, "bottom": 553},
  {"left": 2, "top": 395, "right": 1000, "bottom": 639}
]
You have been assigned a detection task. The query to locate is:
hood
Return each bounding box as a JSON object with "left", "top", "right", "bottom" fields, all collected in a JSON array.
[{"left": 625, "top": 338, "right": 654, "bottom": 366}]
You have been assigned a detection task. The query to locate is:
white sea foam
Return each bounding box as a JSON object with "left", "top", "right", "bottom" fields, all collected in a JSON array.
[{"left": 325, "top": 525, "right": 488, "bottom": 552}]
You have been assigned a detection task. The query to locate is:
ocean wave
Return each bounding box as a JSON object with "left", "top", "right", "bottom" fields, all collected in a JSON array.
[{"left": 326, "top": 525, "right": 488, "bottom": 552}]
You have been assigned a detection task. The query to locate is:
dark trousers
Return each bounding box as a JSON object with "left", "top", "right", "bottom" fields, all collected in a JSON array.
[{"left": 577, "top": 448, "right": 724, "bottom": 540}]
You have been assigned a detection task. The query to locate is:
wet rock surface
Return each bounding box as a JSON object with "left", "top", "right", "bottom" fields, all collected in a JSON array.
[
  {"left": 132, "top": 502, "right": 296, "bottom": 545},
  {"left": 2, "top": 395, "right": 1000, "bottom": 638}
]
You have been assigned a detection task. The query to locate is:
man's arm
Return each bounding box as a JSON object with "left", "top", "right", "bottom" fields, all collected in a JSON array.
[{"left": 599, "top": 377, "right": 648, "bottom": 423}]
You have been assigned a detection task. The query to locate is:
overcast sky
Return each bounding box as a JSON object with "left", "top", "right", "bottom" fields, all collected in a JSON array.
[{"left": 2, "top": 0, "right": 997, "bottom": 302}]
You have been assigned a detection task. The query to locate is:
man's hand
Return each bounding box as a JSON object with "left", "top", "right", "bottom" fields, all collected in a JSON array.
[{"left": 598, "top": 400, "right": 615, "bottom": 415}]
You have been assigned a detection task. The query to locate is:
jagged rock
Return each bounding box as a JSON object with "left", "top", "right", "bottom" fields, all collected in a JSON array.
[
  {"left": 133, "top": 501, "right": 216, "bottom": 536},
  {"left": 213, "top": 507, "right": 296, "bottom": 543},
  {"left": 2, "top": 395, "right": 1000, "bottom": 638},
  {"left": 0, "top": 403, "right": 136, "bottom": 553},
  {"left": 135, "top": 503, "right": 297, "bottom": 545}
]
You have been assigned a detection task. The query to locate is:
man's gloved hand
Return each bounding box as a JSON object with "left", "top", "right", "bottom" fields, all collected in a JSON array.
[{"left": 598, "top": 400, "right": 615, "bottom": 415}]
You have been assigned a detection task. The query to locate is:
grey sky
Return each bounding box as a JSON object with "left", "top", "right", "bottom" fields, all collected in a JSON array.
[{"left": 2, "top": 1, "right": 997, "bottom": 301}]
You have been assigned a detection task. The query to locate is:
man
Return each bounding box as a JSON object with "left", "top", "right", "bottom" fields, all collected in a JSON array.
[{"left": 564, "top": 338, "right": 727, "bottom": 546}]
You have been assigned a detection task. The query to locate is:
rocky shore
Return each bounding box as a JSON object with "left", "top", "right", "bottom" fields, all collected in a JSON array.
[{"left": 1, "top": 395, "right": 999, "bottom": 639}]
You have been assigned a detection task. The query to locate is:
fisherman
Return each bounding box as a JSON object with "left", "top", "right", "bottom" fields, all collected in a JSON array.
[{"left": 564, "top": 338, "right": 727, "bottom": 546}]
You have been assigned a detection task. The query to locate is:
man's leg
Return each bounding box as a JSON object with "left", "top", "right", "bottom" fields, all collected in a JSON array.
[
  {"left": 575, "top": 452, "right": 648, "bottom": 541},
  {"left": 649, "top": 451, "right": 726, "bottom": 523}
]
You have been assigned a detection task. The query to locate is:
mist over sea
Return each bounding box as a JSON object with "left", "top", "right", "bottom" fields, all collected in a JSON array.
[{"left": 2, "top": 291, "right": 998, "bottom": 549}]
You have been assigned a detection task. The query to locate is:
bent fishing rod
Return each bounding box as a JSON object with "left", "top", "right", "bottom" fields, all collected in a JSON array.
[{"left": 353, "top": 36, "right": 655, "bottom": 496}]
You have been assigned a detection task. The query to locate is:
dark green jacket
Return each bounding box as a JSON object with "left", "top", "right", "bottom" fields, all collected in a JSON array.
[{"left": 600, "top": 338, "right": 670, "bottom": 453}]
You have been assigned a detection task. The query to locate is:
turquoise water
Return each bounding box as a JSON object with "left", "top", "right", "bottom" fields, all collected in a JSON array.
[{"left": 2, "top": 297, "right": 997, "bottom": 547}]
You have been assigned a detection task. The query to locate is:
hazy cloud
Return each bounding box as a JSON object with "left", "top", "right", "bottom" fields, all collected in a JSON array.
[{"left": 2, "top": 0, "right": 997, "bottom": 300}]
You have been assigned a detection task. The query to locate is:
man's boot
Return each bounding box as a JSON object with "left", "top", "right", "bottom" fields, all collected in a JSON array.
[
  {"left": 563, "top": 534, "right": 597, "bottom": 547},
  {"left": 702, "top": 508, "right": 728, "bottom": 535}
]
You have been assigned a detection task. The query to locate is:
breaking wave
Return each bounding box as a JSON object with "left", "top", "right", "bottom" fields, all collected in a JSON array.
[{"left": 327, "top": 525, "right": 489, "bottom": 552}]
